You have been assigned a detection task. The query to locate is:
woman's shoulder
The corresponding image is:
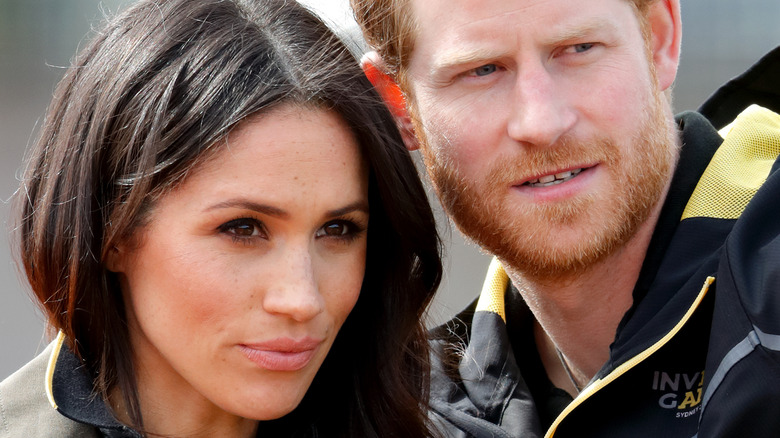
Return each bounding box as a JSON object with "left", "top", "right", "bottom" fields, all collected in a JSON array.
[{"left": 0, "top": 342, "right": 97, "bottom": 437}]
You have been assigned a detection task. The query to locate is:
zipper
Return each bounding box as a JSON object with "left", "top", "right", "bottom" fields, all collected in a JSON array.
[{"left": 544, "top": 276, "right": 715, "bottom": 438}]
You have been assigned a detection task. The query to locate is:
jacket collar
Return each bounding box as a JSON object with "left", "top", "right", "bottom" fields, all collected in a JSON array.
[
  {"left": 47, "top": 332, "right": 140, "bottom": 437},
  {"left": 698, "top": 45, "right": 780, "bottom": 130}
]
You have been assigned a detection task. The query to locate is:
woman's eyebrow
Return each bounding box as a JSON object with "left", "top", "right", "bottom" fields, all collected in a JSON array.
[
  {"left": 204, "top": 199, "right": 369, "bottom": 218},
  {"left": 204, "top": 199, "right": 288, "bottom": 218},
  {"left": 327, "top": 201, "right": 370, "bottom": 218}
]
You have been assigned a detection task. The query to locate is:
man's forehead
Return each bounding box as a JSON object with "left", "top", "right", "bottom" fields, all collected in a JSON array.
[
  {"left": 406, "top": 0, "right": 526, "bottom": 65},
  {"left": 406, "top": 0, "right": 628, "bottom": 70},
  {"left": 408, "top": 0, "right": 528, "bottom": 31},
  {"left": 430, "top": 18, "right": 621, "bottom": 71}
]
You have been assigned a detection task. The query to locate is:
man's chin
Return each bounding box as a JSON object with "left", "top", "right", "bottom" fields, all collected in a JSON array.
[{"left": 464, "top": 217, "right": 629, "bottom": 282}]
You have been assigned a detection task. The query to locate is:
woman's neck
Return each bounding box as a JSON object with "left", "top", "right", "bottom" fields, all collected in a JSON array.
[{"left": 109, "top": 376, "right": 259, "bottom": 438}]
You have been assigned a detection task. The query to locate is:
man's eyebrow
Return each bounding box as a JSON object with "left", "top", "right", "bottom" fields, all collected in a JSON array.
[
  {"left": 430, "top": 48, "right": 506, "bottom": 75},
  {"left": 546, "top": 17, "right": 618, "bottom": 44},
  {"left": 205, "top": 199, "right": 288, "bottom": 218},
  {"left": 429, "top": 17, "right": 618, "bottom": 75}
]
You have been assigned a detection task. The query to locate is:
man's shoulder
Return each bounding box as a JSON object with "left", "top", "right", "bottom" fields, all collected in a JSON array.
[
  {"left": 699, "top": 45, "right": 780, "bottom": 130},
  {"left": 0, "top": 343, "right": 96, "bottom": 438}
]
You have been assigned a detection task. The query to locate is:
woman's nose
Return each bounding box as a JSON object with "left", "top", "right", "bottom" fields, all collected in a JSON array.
[{"left": 261, "top": 246, "right": 325, "bottom": 322}]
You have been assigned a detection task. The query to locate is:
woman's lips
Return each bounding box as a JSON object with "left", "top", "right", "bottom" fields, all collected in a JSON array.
[{"left": 239, "top": 338, "right": 323, "bottom": 371}]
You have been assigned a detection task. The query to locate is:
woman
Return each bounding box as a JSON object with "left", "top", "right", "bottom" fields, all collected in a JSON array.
[{"left": 0, "top": 0, "right": 442, "bottom": 436}]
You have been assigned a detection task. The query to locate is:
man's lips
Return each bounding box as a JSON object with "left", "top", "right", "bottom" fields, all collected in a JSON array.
[
  {"left": 519, "top": 165, "right": 593, "bottom": 188},
  {"left": 239, "top": 338, "right": 323, "bottom": 371}
]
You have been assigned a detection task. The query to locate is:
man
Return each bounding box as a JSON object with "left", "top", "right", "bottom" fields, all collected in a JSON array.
[{"left": 352, "top": 0, "right": 780, "bottom": 436}]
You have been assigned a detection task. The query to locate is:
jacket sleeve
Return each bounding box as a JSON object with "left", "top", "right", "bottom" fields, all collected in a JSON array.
[{"left": 698, "top": 155, "right": 780, "bottom": 437}]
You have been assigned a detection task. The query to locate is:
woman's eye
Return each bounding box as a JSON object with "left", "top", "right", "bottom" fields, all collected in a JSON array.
[
  {"left": 316, "top": 221, "right": 351, "bottom": 238},
  {"left": 219, "top": 218, "right": 265, "bottom": 240},
  {"left": 316, "top": 219, "right": 367, "bottom": 242},
  {"left": 471, "top": 64, "right": 497, "bottom": 77}
]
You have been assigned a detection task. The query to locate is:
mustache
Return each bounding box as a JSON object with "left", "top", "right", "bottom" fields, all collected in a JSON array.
[{"left": 479, "top": 136, "right": 620, "bottom": 187}]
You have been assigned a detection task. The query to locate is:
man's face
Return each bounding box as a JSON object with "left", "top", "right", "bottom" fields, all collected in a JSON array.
[{"left": 404, "top": 0, "right": 679, "bottom": 280}]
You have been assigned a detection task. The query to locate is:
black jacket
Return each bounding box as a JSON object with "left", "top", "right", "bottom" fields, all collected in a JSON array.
[{"left": 429, "top": 46, "right": 780, "bottom": 438}]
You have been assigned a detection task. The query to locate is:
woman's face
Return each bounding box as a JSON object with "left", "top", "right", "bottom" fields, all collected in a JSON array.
[{"left": 108, "top": 106, "right": 368, "bottom": 428}]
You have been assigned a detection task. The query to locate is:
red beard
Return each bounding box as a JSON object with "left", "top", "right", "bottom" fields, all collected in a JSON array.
[{"left": 420, "top": 89, "right": 679, "bottom": 282}]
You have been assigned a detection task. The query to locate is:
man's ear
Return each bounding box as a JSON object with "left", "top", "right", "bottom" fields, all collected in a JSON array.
[
  {"left": 361, "top": 51, "right": 421, "bottom": 151},
  {"left": 646, "top": 0, "right": 682, "bottom": 91}
]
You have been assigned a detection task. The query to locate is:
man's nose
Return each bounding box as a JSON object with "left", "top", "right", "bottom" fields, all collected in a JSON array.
[
  {"left": 261, "top": 246, "right": 325, "bottom": 322},
  {"left": 506, "top": 63, "right": 576, "bottom": 148}
]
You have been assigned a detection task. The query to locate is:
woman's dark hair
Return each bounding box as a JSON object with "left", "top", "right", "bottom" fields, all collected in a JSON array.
[{"left": 14, "top": 0, "right": 442, "bottom": 436}]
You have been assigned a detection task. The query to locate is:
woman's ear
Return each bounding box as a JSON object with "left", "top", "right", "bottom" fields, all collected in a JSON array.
[
  {"left": 647, "top": 0, "right": 682, "bottom": 91},
  {"left": 360, "top": 51, "right": 420, "bottom": 151},
  {"left": 104, "top": 244, "right": 126, "bottom": 273}
]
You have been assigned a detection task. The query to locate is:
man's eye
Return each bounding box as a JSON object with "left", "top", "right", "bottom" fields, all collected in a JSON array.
[
  {"left": 572, "top": 43, "right": 594, "bottom": 53},
  {"left": 472, "top": 64, "right": 497, "bottom": 77}
]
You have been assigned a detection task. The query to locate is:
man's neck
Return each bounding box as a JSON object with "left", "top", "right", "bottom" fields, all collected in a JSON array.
[{"left": 504, "top": 197, "right": 665, "bottom": 394}]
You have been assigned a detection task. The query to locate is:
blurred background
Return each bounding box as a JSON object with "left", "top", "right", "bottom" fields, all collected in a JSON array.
[{"left": 2, "top": 0, "right": 779, "bottom": 380}]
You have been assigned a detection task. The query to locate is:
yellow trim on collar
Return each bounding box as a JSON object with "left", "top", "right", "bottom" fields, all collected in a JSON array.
[
  {"left": 545, "top": 276, "right": 715, "bottom": 437},
  {"left": 45, "top": 331, "right": 66, "bottom": 410},
  {"left": 475, "top": 257, "right": 508, "bottom": 322},
  {"left": 682, "top": 105, "right": 780, "bottom": 220}
]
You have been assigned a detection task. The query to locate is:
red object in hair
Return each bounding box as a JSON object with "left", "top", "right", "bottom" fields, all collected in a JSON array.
[{"left": 363, "top": 62, "right": 407, "bottom": 117}]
